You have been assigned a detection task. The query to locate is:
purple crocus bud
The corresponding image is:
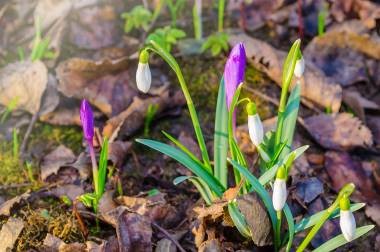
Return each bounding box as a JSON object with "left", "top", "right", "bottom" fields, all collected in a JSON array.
[
  {"left": 80, "top": 99, "right": 94, "bottom": 145},
  {"left": 224, "top": 43, "right": 246, "bottom": 109}
]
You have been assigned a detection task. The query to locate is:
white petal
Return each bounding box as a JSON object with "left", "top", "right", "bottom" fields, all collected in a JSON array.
[
  {"left": 272, "top": 179, "right": 287, "bottom": 211},
  {"left": 248, "top": 114, "right": 264, "bottom": 146},
  {"left": 340, "top": 210, "right": 356, "bottom": 242},
  {"left": 294, "top": 57, "right": 305, "bottom": 78},
  {"left": 136, "top": 63, "right": 152, "bottom": 93}
]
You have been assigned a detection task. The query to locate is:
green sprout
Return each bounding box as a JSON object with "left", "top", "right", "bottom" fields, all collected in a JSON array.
[
  {"left": 201, "top": 32, "right": 229, "bottom": 56},
  {"left": 318, "top": 4, "right": 328, "bottom": 36},
  {"left": 121, "top": 5, "right": 153, "bottom": 33},
  {"left": 30, "top": 16, "right": 56, "bottom": 61},
  {"left": 192, "top": 0, "right": 202, "bottom": 40},
  {"left": 0, "top": 97, "right": 18, "bottom": 123},
  {"left": 12, "top": 128, "right": 19, "bottom": 158},
  {"left": 146, "top": 26, "right": 186, "bottom": 52},
  {"left": 144, "top": 104, "right": 159, "bottom": 137},
  {"left": 136, "top": 38, "right": 372, "bottom": 251},
  {"left": 165, "top": 0, "right": 186, "bottom": 27},
  {"left": 218, "top": 0, "right": 226, "bottom": 32}
]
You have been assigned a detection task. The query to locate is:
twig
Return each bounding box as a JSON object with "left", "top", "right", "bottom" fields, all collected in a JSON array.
[
  {"left": 152, "top": 221, "right": 186, "bottom": 252},
  {"left": 20, "top": 111, "right": 39, "bottom": 159}
]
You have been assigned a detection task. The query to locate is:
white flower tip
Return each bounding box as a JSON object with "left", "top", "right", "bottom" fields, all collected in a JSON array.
[
  {"left": 340, "top": 210, "right": 356, "bottom": 242},
  {"left": 294, "top": 57, "right": 305, "bottom": 78},
  {"left": 136, "top": 62, "right": 152, "bottom": 93},
  {"left": 272, "top": 179, "right": 287, "bottom": 211},
  {"left": 248, "top": 114, "right": 264, "bottom": 146}
]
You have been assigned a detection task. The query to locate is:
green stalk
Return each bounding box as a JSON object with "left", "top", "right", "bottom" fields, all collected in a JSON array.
[
  {"left": 147, "top": 41, "right": 212, "bottom": 173},
  {"left": 276, "top": 210, "right": 282, "bottom": 251},
  {"left": 192, "top": 0, "right": 202, "bottom": 40},
  {"left": 296, "top": 183, "right": 355, "bottom": 252},
  {"left": 218, "top": 0, "right": 225, "bottom": 32}
]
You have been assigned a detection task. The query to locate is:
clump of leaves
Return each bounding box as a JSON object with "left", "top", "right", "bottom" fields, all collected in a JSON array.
[
  {"left": 121, "top": 5, "right": 153, "bottom": 33},
  {"left": 165, "top": 0, "right": 186, "bottom": 27},
  {"left": 29, "top": 17, "right": 55, "bottom": 61},
  {"left": 146, "top": 26, "right": 186, "bottom": 52},
  {"left": 201, "top": 32, "right": 229, "bottom": 56}
]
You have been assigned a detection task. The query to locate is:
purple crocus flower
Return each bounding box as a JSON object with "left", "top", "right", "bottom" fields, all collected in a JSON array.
[
  {"left": 80, "top": 99, "right": 94, "bottom": 145},
  {"left": 224, "top": 43, "right": 246, "bottom": 109}
]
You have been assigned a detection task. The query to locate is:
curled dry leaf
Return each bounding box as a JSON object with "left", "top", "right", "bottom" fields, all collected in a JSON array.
[
  {"left": 0, "top": 192, "right": 30, "bottom": 216},
  {"left": 0, "top": 60, "right": 47, "bottom": 114},
  {"left": 324, "top": 151, "right": 378, "bottom": 202},
  {"left": 365, "top": 203, "right": 380, "bottom": 226},
  {"left": 229, "top": 32, "right": 342, "bottom": 112},
  {"left": 343, "top": 90, "right": 380, "bottom": 121},
  {"left": 304, "top": 113, "right": 373, "bottom": 150},
  {"left": 0, "top": 217, "right": 24, "bottom": 251},
  {"left": 40, "top": 145, "right": 77, "bottom": 182},
  {"left": 43, "top": 233, "right": 86, "bottom": 251},
  {"left": 294, "top": 177, "right": 324, "bottom": 204}
]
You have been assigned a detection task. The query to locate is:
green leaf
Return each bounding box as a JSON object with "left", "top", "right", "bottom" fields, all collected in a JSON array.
[
  {"left": 228, "top": 201, "right": 251, "bottom": 238},
  {"left": 294, "top": 203, "right": 365, "bottom": 233},
  {"left": 173, "top": 176, "right": 214, "bottom": 205},
  {"left": 211, "top": 44, "right": 222, "bottom": 56},
  {"left": 312, "top": 225, "right": 374, "bottom": 252},
  {"left": 137, "top": 139, "right": 225, "bottom": 196},
  {"left": 280, "top": 83, "right": 301, "bottom": 159},
  {"left": 283, "top": 204, "right": 295, "bottom": 252},
  {"left": 228, "top": 159, "right": 278, "bottom": 234},
  {"left": 259, "top": 145, "right": 309, "bottom": 185},
  {"left": 281, "top": 39, "right": 301, "bottom": 91},
  {"left": 214, "top": 78, "right": 229, "bottom": 188},
  {"left": 79, "top": 193, "right": 96, "bottom": 208},
  {"left": 97, "top": 138, "right": 109, "bottom": 199}
]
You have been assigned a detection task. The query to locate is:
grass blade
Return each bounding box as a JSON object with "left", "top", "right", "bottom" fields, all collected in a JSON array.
[
  {"left": 283, "top": 204, "right": 295, "bottom": 252},
  {"left": 312, "top": 225, "right": 374, "bottom": 252},
  {"left": 173, "top": 176, "right": 214, "bottom": 205},
  {"left": 214, "top": 78, "right": 229, "bottom": 188},
  {"left": 137, "top": 139, "right": 225, "bottom": 196}
]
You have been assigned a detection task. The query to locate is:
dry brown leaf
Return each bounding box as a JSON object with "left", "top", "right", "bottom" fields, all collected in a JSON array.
[
  {"left": 0, "top": 217, "right": 24, "bottom": 251},
  {"left": 42, "top": 233, "right": 86, "bottom": 252},
  {"left": 0, "top": 192, "right": 30, "bottom": 216},
  {"left": 40, "top": 145, "right": 77, "bottom": 182},
  {"left": 304, "top": 113, "right": 373, "bottom": 150},
  {"left": 365, "top": 204, "right": 380, "bottom": 226},
  {"left": 229, "top": 32, "right": 342, "bottom": 112},
  {"left": 343, "top": 90, "right": 380, "bottom": 121},
  {"left": 0, "top": 60, "right": 47, "bottom": 114},
  {"left": 193, "top": 202, "right": 227, "bottom": 221}
]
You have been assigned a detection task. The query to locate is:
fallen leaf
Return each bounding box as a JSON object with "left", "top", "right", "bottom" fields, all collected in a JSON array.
[
  {"left": 294, "top": 177, "right": 324, "bottom": 204},
  {"left": 0, "top": 60, "right": 47, "bottom": 114},
  {"left": 108, "top": 141, "right": 132, "bottom": 168},
  {"left": 155, "top": 238, "right": 176, "bottom": 252},
  {"left": 116, "top": 212, "right": 152, "bottom": 252},
  {"left": 229, "top": 32, "right": 342, "bottom": 112},
  {"left": 343, "top": 90, "right": 380, "bottom": 121},
  {"left": 198, "top": 239, "right": 222, "bottom": 252},
  {"left": 324, "top": 151, "right": 378, "bottom": 202},
  {"left": 0, "top": 192, "right": 30, "bottom": 216},
  {"left": 0, "top": 217, "right": 24, "bottom": 251},
  {"left": 367, "top": 116, "right": 380, "bottom": 146},
  {"left": 365, "top": 203, "right": 380, "bottom": 226},
  {"left": 98, "top": 190, "right": 117, "bottom": 216},
  {"left": 40, "top": 145, "right": 77, "bottom": 182},
  {"left": 304, "top": 113, "right": 373, "bottom": 150},
  {"left": 46, "top": 184, "right": 84, "bottom": 203},
  {"left": 42, "top": 233, "right": 86, "bottom": 251}
]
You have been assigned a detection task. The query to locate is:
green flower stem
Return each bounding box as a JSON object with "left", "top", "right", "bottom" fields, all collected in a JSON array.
[
  {"left": 89, "top": 144, "right": 98, "bottom": 194},
  {"left": 193, "top": 1, "right": 202, "bottom": 40},
  {"left": 275, "top": 210, "right": 282, "bottom": 251},
  {"left": 296, "top": 183, "right": 355, "bottom": 252},
  {"left": 146, "top": 41, "right": 212, "bottom": 173},
  {"left": 218, "top": 0, "right": 225, "bottom": 32}
]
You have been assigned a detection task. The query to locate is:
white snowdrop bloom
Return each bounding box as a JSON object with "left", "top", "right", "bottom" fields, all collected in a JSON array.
[
  {"left": 272, "top": 166, "right": 287, "bottom": 211},
  {"left": 294, "top": 56, "right": 305, "bottom": 78},
  {"left": 246, "top": 102, "right": 264, "bottom": 146},
  {"left": 136, "top": 50, "right": 151, "bottom": 93},
  {"left": 340, "top": 195, "right": 356, "bottom": 242}
]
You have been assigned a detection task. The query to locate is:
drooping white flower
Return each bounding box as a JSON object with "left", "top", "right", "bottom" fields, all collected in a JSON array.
[
  {"left": 294, "top": 56, "right": 305, "bottom": 78},
  {"left": 339, "top": 195, "right": 356, "bottom": 242},
  {"left": 272, "top": 166, "right": 287, "bottom": 211},
  {"left": 247, "top": 102, "right": 263, "bottom": 146},
  {"left": 136, "top": 50, "right": 151, "bottom": 93}
]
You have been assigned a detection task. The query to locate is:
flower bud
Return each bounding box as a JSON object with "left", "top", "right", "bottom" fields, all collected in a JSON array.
[
  {"left": 339, "top": 195, "right": 356, "bottom": 242},
  {"left": 247, "top": 102, "right": 263, "bottom": 146},
  {"left": 136, "top": 50, "right": 151, "bottom": 93},
  {"left": 80, "top": 99, "right": 94, "bottom": 144},
  {"left": 272, "top": 166, "right": 287, "bottom": 211},
  {"left": 294, "top": 56, "right": 305, "bottom": 78}
]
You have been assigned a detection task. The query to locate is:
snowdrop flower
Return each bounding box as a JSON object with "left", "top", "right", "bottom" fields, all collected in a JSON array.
[
  {"left": 80, "top": 99, "right": 94, "bottom": 145},
  {"left": 294, "top": 56, "right": 305, "bottom": 78},
  {"left": 246, "top": 102, "right": 263, "bottom": 146},
  {"left": 136, "top": 49, "right": 151, "bottom": 93},
  {"left": 272, "top": 166, "right": 287, "bottom": 211},
  {"left": 340, "top": 195, "right": 356, "bottom": 242}
]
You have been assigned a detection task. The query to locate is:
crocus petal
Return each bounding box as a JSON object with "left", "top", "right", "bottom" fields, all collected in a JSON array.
[
  {"left": 248, "top": 114, "right": 264, "bottom": 146},
  {"left": 80, "top": 99, "right": 94, "bottom": 143},
  {"left": 273, "top": 179, "right": 287, "bottom": 211},
  {"left": 294, "top": 57, "right": 305, "bottom": 78},
  {"left": 340, "top": 210, "right": 356, "bottom": 242},
  {"left": 224, "top": 43, "right": 246, "bottom": 109},
  {"left": 136, "top": 62, "right": 152, "bottom": 93}
]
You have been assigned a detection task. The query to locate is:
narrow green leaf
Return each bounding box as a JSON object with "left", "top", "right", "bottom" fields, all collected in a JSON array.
[
  {"left": 137, "top": 139, "right": 225, "bottom": 196},
  {"left": 97, "top": 138, "right": 109, "bottom": 198},
  {"left": 228, "top": 159, "right": 278, "bottom": 234},
  {"left": 283, "top": 204, "right": 295, "bottom": 252},
  {"left": 281, "top": 39, "right": 301, "bottom": 91},
  {"left": 312, "top": 225, "right": 374, "bottom": 252},
  {"left": 294, "top": 203, "right": 366, "bottom": 233},
  {"left": 214, "top": 78, "right": 229, "bottom": 188},
  {"left": 228, "top": 201, "right": 251, "bottom": 238}
]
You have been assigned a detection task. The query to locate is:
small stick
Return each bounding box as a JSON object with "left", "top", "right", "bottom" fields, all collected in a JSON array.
[
  {"left": 152, "top": 222, "right": 186, "bottom": 252},
  {"left": 20, "top": 111, "right": 39, "bottom": 159}
]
